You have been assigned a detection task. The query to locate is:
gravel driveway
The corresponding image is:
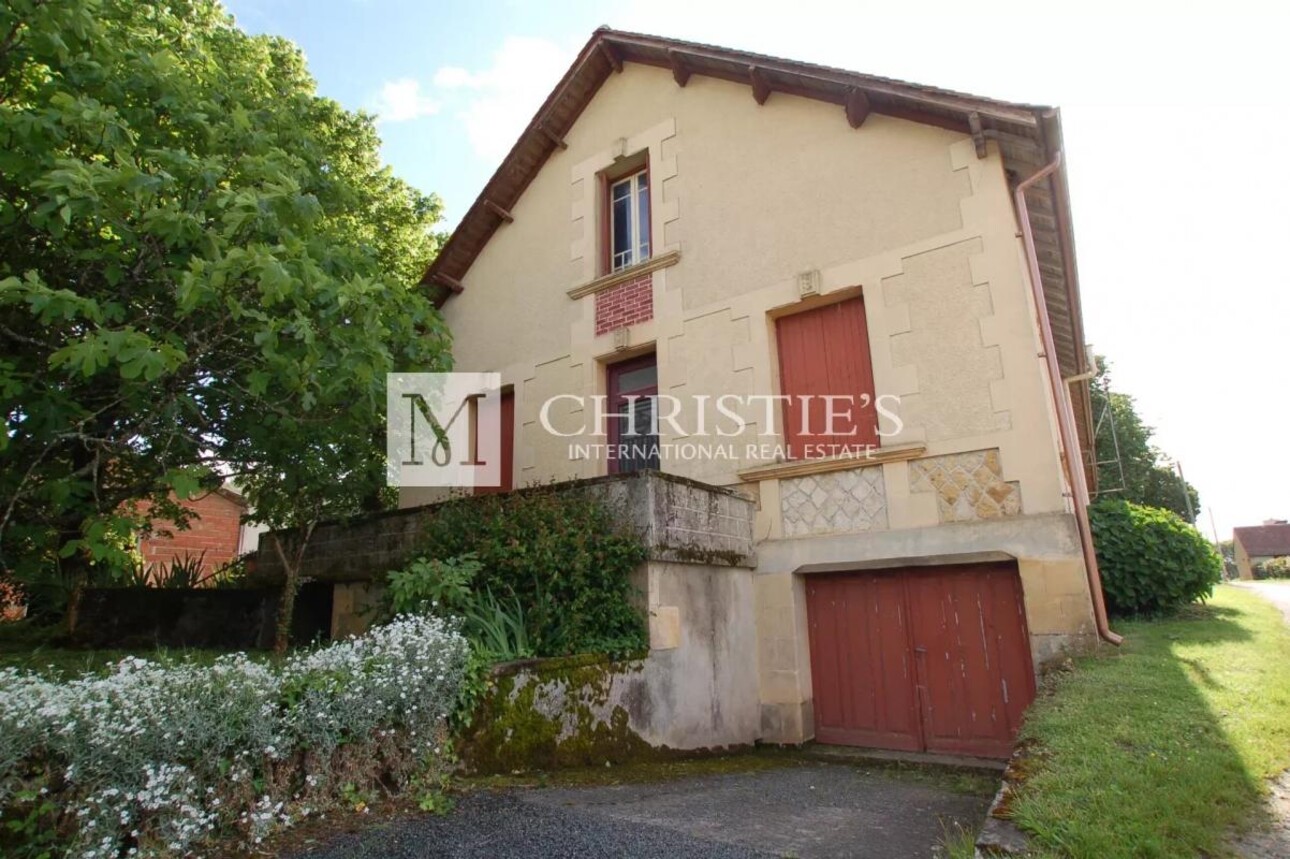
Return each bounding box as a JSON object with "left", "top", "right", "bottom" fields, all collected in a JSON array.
[{"left": 291, "top": 761, "right": 991, "bottom": 858}]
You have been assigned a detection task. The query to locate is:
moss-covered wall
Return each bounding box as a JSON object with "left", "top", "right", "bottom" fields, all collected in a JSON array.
[
  {"left": 459, "top": 557, "right": 763, "bottom": 772},
  {"left": 460, "top": 654, "right": 658, "bottom": 774}
]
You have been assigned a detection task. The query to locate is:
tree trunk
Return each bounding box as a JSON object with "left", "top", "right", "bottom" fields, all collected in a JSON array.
[
  {"left": 274, "top": 570, "right": 298, "bottom": 654},
  {"left": 271, "top": 522, "right": 315, "bottom": 653},
  {"left": 58, "top": 446, "right": 98, "bottom": 633},
  {"left": 64, "top": 566, "right": 88, "bottom": 636},
  {"left": 61, "top": 527, "right": 93, "bottom": 636}
]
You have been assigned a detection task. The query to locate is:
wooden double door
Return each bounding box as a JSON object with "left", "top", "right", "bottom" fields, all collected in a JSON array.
[{"left": 805, "top": 562, "right": 1035, "bottom": 759}]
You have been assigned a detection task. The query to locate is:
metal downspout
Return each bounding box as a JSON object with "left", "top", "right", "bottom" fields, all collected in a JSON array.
[{"left": 1014, "top": 153, "right": 1122, "bottom": 646}]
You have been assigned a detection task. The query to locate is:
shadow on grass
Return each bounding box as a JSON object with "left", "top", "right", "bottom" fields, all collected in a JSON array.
[
  {"left": 1122, "top": 603, "right": 1253, "bottom": 645},
  {"left": 1010, "top": 589, "right": 1283, "bottom": 858},
  {"left": 1175, "top": 656, "right": 1224, "bottom": 691}
]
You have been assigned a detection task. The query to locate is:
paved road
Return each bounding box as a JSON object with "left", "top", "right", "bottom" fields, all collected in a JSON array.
[
  {"left": 1234, "top": 580, "right": 1290, "bottom": 624},
  {"left": 292, "top": 762, "right": 991, "bottom": 859}
]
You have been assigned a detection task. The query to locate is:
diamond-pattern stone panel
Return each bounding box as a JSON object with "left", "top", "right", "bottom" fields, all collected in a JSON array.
[
  {"left": 780, "top": 466, "right": 887, "bottom": 538},
  {"left": 908, "top": 448, "right": 1022, "bottom": 523}
]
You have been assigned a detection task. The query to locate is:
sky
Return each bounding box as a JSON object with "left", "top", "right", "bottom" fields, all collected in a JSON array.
[{"left": 225, "top": 0, "right": 1290, "bottom": 539}]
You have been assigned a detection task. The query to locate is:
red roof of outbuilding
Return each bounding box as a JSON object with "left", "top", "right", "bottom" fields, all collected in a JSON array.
[{"left": 1235, "top": 524, "right": 1290, "bottom": 557}]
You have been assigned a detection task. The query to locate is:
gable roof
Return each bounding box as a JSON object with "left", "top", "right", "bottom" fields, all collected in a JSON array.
[
  {"left": 419, "top": 28, "right": 1095, "bottom": 475},
  {"left": 1235, "top": 524, "right": 1290, "bottom": 557}
]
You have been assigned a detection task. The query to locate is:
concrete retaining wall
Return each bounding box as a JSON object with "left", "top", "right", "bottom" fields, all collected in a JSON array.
[
  {"left": 250, "top": 472, "right": 767, "bottom": 757},
  {"left": 463, "top": 558, "right": 761, "bottom": 772},
  {"left": 256, "top": 471, "right": 757, "bottom": 586}
]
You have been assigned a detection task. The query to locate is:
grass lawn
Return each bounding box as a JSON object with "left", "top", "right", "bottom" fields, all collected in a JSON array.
[
  {"left": 0, "top": 619, "right": 270, "bottom": 678},
  {"left": 1009, "top": 584, "right": 1290, "bottom": 858}
]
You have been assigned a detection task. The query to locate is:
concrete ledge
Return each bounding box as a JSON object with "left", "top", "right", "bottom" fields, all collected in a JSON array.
[
  {"left": 566, "top": 249, "right": 682, "bottom": 299},
  {"left": 977, "top": 813, "right": 1030, "bottom": 857},
  {"left": 736, "top": 442, "right": 926, "bottom": 483},
  {"left": 974, "top": 744, "right": 1032, "bottom": 857},
  {"left": 804, "top": 743, "right": 1006, "bottom": 773},
  {"left": 755, "top": 512, "right": 1082, "bottom": 575},
  {"left": 795, "top": 550, "right": 1016, "bottom": 574}
]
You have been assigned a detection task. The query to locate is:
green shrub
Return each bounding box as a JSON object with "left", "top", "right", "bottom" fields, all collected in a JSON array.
[
  {"left": 1255, "top": 557, "right": 1290, "bottom": 580},
  {"left": 388, "top": 553, "right": 482, "bottom": 615},
  {"left": 408, "top": 486, "right": 648, "bottom": 657},
  {"left": 150, "top": 553, "right": 207, "bottom": 589},
  {"left": 460, "top": 589, "right": 533, "bottom": 661},
  {"left": 1089, "top": 499, "right": 1223, "bottom": 617}
]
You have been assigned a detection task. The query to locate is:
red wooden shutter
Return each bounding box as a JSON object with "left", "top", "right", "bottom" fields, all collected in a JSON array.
[
  {"left": 475, "top": 390, "right": 514, "bottom": 495},
  {"left": 776, "top": 296, "right": 878, "bottom": 459}
]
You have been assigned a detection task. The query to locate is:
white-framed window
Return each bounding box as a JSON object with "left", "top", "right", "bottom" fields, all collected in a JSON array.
[{"left": 609, "top": 170, "right": 650, "bottom": 272}]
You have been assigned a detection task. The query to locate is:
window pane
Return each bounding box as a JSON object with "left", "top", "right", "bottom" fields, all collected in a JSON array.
[
  {"left": 636, "top": 174, "right": 650, "bottom": 260},
  {"left": 608, "top": 355, "right": 659, "bottom": 474},
  {"left": 614, "top": 363, "right": 657, "bottom": 393},
  {"left": 612, "top": 191, "right": 631, "bottom": 270},
  {"left": 614, "top": 397, "right": 659, "bottom": 473}
]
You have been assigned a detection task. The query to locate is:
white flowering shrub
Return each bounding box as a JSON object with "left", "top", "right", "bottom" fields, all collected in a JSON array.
[{"left": 0, "top": 615, "right": 468, "bottom": 858}]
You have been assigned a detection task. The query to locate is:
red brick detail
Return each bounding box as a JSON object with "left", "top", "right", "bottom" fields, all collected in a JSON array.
[
  {"left": 139, "top": 492, "right": 246, "bottom": 577},
  {"left": 594, "top": 273, "right": 654, "bottom": 336}
]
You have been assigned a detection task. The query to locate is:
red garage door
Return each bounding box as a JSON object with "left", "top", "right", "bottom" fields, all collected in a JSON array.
[{"left": 805, "top": 562, "right": 1035, "bottom": 759}]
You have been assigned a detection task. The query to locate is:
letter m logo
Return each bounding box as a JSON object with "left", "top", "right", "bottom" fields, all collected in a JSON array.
[{"left": 386, "top": 373, "right": 502, "bottom": 489}]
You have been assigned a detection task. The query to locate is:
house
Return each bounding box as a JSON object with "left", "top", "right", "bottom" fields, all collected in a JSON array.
[
  {"left": 390, "top": 29, "right": 1114, "bottom": 758},
  {"left": 139, "top": 487, "right": 257, "bottom": 579},
  {"left": 1233, "top": 520, "right": 1290, "bottom": 580}
]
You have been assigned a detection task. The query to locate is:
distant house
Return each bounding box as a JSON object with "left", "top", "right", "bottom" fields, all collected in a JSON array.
[
  {"left": 1233, "top": 520, "right": 1290, "bottom": 580},
  {"left": 139, "top": 487, "right": 259, "bottom": 578}
]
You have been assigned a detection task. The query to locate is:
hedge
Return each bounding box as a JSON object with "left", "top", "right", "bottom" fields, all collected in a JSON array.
[{"left": 1089, "top": 498, "right": 1223, "bottom": 617}]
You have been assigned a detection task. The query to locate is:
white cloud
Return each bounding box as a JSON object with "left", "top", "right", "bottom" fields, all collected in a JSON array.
[
  {"left": 432, "top": 37, "right": 575, "bottom": 161},
  {"left": 433, "top": 66, "right": 478, "bottom": 89},
  {"left": 371, "top": 77, "right": 441, "bottom": 124}
]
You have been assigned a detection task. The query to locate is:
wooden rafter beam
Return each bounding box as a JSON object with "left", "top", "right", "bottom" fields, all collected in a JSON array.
[
  {"left": 968, "top": 111, "right": 987, "bottom": 159},
  {"left": 538, "top": 122, "right": 568, "bottom": 150},
  {"left": 667, "top": 49, "right": 691, "bottom": 87},
  {"left": 484, "top": 199, "right": 514, "bottom": 223},
  {"left": 432, "top": 272, "right": 464, "bottom": 294},
  {"left": 599, "top": 41, "right": 623, "bottom": 73},
  {"left": 749, "top": 65, "right": 771, "bottom": 105},
  {"left": 844, "top": 87, "right": 871, "bottom": 128}
]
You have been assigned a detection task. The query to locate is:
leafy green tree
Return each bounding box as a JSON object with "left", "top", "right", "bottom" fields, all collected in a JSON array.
[
  {"left": 0, "top": 0, "right": 451, "bottom": 639},
  {"left": 1217, "top": 538, "right": 1235, "bottom": 575},
  {"left": 1091, "top": 358, "right": 1199, "bottom": 522}
]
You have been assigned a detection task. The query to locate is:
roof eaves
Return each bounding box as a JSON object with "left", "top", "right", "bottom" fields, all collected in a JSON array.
[{"left": 418, "top": 28, "right": 1054, "bottom": 298}]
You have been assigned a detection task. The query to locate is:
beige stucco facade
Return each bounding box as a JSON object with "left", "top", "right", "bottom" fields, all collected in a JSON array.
[
  {"left": 1234, "top": 542, "right": 1280, "bottom": 581},
  {"left": 401, "top": 63, "right": 1098, "bottom": 745},
  {"left": 1234, "top": 539, "right": 1256, "bottom": 581}
]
